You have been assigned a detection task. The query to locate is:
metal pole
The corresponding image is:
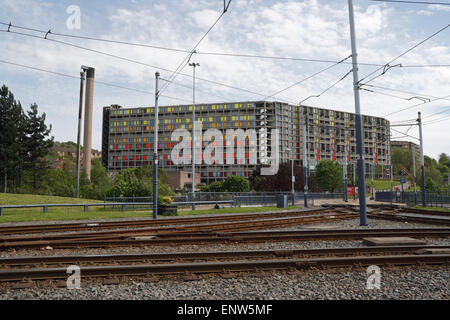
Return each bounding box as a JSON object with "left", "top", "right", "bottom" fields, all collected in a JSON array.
[
  {"left": 291, "top": 156, "right": 295, "bottom": 206},
  {"left": 343, "top": 129, "right": 348, "bottom": 202},
  {"left": 302, "top": 113, "right": 308, "bottom": 207},
  {"left": 189, "top": 62, "right": 199, "bottom": 210},
  {"left": 348, "top": 0, "right": 367, "bottom": 225},
  {"left": 418, "top": 112, "right": 426, "bottom": 207},
  {"left": 353, "top": 163, "right": 356, "bottom": 200},
  {"left": 75, "top": 69, "right": 85, "bottom": 198},
  {"left": 370, "top": 162, "right": 374, "bottom": 200},
  {"left": 153, "top": 72, "right": 160, "bottom": 219},
  {"left": 390, "top": 164, "right": 394, "bottom": 205},
  {"left": 412, "top": 145, "right": 417, "bottom": 205}
]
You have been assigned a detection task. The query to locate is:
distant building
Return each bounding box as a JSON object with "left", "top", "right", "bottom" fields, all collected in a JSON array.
[
  {"left": 102, "top": 101, "right": 391, "bottom": 185},
  {"left": 391, "top": 141, "right": 420, "bottom": 158},
  {"left": 166, "top": 171, "right": 201, "bottom": 191}
]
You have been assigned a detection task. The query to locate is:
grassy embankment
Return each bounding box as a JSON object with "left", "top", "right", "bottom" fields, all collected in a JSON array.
[{"left": 0, "top": 193, "right": 296, "bottom": 223}]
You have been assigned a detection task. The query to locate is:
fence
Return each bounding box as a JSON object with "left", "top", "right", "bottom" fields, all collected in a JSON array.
[
  {"left": 375, "top": 190, "right": 450, "bottom": 208},
  {"left": 0, "top": 200, "right": 233, "bottom": 216},
  {"left": 1, "top": 191, "right": 347, "bottom": 216}
]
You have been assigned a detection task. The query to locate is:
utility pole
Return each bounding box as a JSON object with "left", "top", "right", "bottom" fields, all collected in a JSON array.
[
  {"left": 287, "top": 148, "right": 295, "bottom": 206},
  {"left": 75, "top": 67, "right": 86, "bottom": 198},
  {"left": 189, "top": 62, "right": 200, "bottom": 210},
  {"left": 343, "top": 129, "right": 348, "bottom": 202},
  {"left": 153, "top": 72, "right": 160, "bottom": 219},
  {"left": 370, "top": 162, "right": 374, "bottom": 200},
  {"left": 418, "top": 112, "right": 426, "bottom": 207},
  {"left": 348, "top": 0, "right": 367, "bottom": 225},
  {"left": 412, "top": 145, "right": 417, "bottom": 205},
  {"left": 302, "top": 112, "right": 308, "bottom": 207},
  {"left": 353, "top": 163, "right": 356, "bottom": 201},
  {"left": 390, "top": 164, "right": 394, "bottom": 205}
]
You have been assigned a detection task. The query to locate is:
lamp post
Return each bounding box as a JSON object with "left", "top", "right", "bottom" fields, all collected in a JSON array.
[{"left": 189, "top": 62, "right": 200, "bottom": 210}]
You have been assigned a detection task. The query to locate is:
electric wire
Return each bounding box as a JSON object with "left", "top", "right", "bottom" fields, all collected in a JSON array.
[
  {"left": 0, "top": 59, "right": 192, "bottom": 103},
  {"left": 159, "top": 1, "right": 232, "bottom": 94},
  {"left": 358, "top": 23, "right": 450, "bottom": 86},
  {"left": 0, "top": 21, "right": 447, "bottom": 68}
]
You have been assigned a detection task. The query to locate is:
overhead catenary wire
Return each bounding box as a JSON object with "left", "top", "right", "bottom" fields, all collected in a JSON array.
[
  {"left": 363, "top": 84, "right": 450, "bottom": 102},
  {"left": 358, "top": 23, "right": 450, "bottom": 86},
  {"left": 159, "top": 0, "right": 232, "bottom": 94},
  {"left": 390, "top": 127, "right": 420, "bottom": 140},
  {"left": 0, "top": 59, "right": 192, "bottom": 103},
  {"left": 0, "top": 21, "right": 447, "bottom": 68},
  {"left": 0, "top": 28, "right": 297, "bottom": 104},
  {"left": 298, "top": 68, "right": 354, "bottom": 105},
  {"left": 383, "top": 94, "right": 450, "bottom": 117},
  {"left": 267, "top": 55, "right": 352, "bottom": 100}
]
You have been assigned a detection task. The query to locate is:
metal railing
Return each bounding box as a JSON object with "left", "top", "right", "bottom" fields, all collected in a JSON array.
[
  {"left": 1, "top": 192, "right": 345, "bottom": 217},
  {"left": 375, "top": 190, "right": 450, "bottom": 208},
  {"left": 0, "top": 200, "right": 233, "bottom": 216}
]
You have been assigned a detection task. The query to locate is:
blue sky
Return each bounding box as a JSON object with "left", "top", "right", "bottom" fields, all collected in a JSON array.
[{"left": 0, "top": 0, "right": 449, "bottom": 159}]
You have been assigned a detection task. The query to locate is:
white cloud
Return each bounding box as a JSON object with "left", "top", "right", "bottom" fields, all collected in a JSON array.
[
  {"left": 428, "top": 4, "right": 450, "bottom": 12},
  {"left": 417, "top": 10, "right": 434, "bottom": 16}
]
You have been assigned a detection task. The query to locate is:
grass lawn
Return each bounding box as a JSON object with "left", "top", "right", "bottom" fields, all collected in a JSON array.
[
  {"left": 0, "top": 193, "right": 102, "bottom": 205},
  {"left": 0, "top": 193, "right": 299, "bottom": 223},
  {"left": 366, "top": 180, "right": 399, "bottom": 190}
]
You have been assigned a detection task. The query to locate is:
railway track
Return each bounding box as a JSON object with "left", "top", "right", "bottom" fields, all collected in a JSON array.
[
  {"left": 0, "top": 212, "right": 356, "bottom": 244},
  {"left": 0, "top": 208, "right": 335, "bottom": 236},
  {"left": 1, "top": 228, "right": 449, "bottom": 250},
  {"left": 0, "top": 246, "right": 448, "bottom": 283},
  {"left": 1, "top": 245, "right": 448, "bottom": 268}
]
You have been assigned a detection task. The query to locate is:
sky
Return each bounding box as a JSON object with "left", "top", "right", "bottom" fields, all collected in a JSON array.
[{"left": 0, "top": 0, "right": 449, "bottom": 159}]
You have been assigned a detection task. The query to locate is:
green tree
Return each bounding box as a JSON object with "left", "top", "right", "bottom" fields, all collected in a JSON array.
[
  {"left": 222, "top": 175, "right": 250, "bottom": 192},
  {"left": 315, "top": 160, "right": 343, "bottom": 192},
  {"left": 81, "top": 159, "right": 112, "bottom": 199},
  {"left": 0, "top": 85, "right": 26, "bottom": 193},
  {"left": 199, "top": 181, "right": 225, "bottom": 192},
  {"left": 22, "top": 103, "right": 54, "bottom": 189}
]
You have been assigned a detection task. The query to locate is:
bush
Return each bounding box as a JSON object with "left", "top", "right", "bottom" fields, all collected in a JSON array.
[
  {"left": 222, "top": 175, "right": 250, "bottom": 192},
  {"left": 158, "top": 195, "right": 172, "bottom": 205}
]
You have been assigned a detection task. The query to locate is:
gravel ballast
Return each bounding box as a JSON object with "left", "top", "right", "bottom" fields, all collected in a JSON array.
[{"left": 0, "top": 266, "right": 448, "bottom": 300}]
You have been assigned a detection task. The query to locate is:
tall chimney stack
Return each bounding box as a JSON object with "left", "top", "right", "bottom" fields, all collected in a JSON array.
[{"left": 83, "top": 67, "right": 95, "bottom": 181}]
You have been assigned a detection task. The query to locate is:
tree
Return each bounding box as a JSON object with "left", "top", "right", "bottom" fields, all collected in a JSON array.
[
  {"left": 81, "top": 159, "right": 112, "bottom": 200},
  {"left": 22, "top": 103, "right": 54, "bottom": 189},
  {"left": 199, "top": 181, "right": 225, "bottom": 192},
  {"left": 222, "top": 175, "right": 250, "bottom": 192},
  {"left": 0, "top": 85, "right": 26, "bottom": 193},
  {"left": 250, "top": 163, "right": 321, "bottom": 192},
  {"left": 315, "top": 160, "right": 343, "bottom": 192}
]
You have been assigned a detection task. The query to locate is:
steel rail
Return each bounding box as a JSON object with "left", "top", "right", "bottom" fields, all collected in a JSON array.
[
  {"left": 1, "top": 245, "right": 447, "bottom": 267},
  {"left": 368, "top": 213, "right": 450, "bottom": 226},
  {"left": 0, "top": 213, "right": 356, "bottom": 243},
  {"left": 0, "top": 208, "right": 332, "bottom": 235},
  {"left": 1, "top": 228, "right": 448, "bottom": 249},
  {"left": 0, "top": 254, "right": 448, "bottom": 282}
]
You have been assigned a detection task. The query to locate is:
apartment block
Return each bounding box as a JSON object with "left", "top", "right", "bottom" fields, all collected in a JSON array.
[{"left": 102, "top": 101, "right": 391, "bottom": 186}]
